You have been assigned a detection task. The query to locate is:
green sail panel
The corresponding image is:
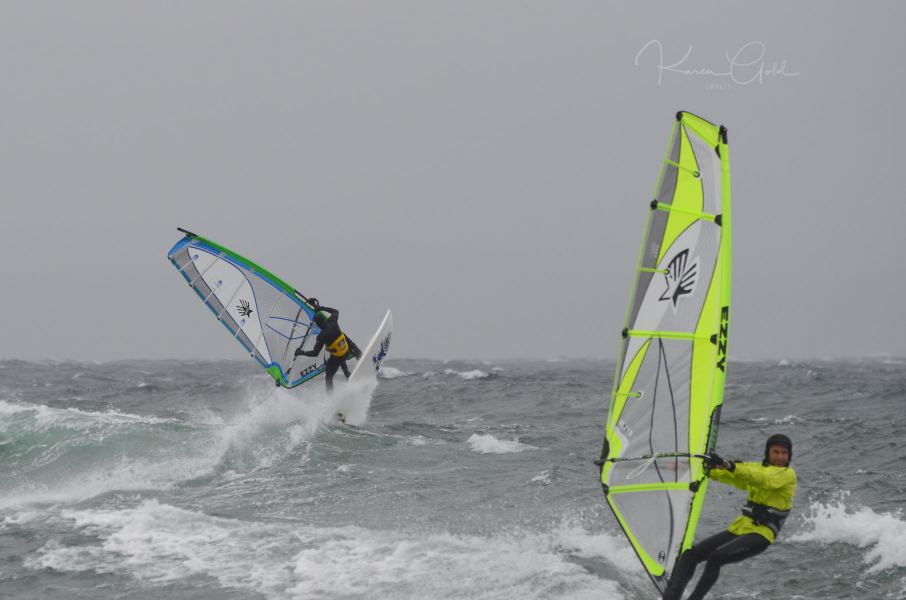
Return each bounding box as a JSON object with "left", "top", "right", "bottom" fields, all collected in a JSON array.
[
  {"left": 167, "top": 229, "right": 327, "bottom": 388},
  {"left": 599, "top": 112, "right": 732, "bottom": 593}
]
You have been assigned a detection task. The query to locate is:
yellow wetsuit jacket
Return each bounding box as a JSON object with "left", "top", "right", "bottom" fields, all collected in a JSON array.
[{"left": 709, "top": 462, "right": 797, "bottom": 543}]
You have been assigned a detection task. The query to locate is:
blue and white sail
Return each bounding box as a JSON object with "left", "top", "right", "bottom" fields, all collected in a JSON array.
[{"left": 167, "top": 228, "right": 326, "bottom": 388}]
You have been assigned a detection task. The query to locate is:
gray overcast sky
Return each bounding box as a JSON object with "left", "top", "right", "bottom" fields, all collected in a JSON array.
[{"left": 2, "top": 1, "right": 904, "bottom": 362}]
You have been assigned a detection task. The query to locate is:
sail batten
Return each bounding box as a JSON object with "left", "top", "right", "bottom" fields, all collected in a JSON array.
[{"left": 599, "top": 112, "right": 732, "bottom": 593}]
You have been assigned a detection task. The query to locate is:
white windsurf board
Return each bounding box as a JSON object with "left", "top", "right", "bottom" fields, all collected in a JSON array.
[{"left": 349, "top": 310, "right": 393, "bottom": 384}]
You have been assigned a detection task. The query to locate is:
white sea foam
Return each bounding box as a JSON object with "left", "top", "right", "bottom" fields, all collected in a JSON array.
[
  {"left": 0, "top": 382, "right": 375, "bottom": 508},
  {"left": 219, "top": 381, "right": 375, "bottom": 470},
  {"left": 0, "top": 400, "right": 31, "bottom": 418},
  {"left": 378, "top": 366, "right": 415, "bottom": 379},
  {"left": 245, "top": 376, "right": 375, "bottom": 428},
  {"left": 0, "top": 449, "right": 217, "bottom": 510},
  {"left": 401, "top": 434, "right": 445, "bottom": 448},
  {"left": 1, "top": 510, "right": 42, "bottom": 527},
  {"left": 789, "top": 495, "right": 906, "bottom": 573},
  {"left": 531, "top": 470, "right": 552, "bottom": 485},
  {"left": 548, "top": 519, "right": 643, "bottom": 578},
  {"left": 774, "top": 414, "right": 806, "bottom": 424},
  {"left": 0, "top": 400, "right": 176, "bottom": 432},
  {"left": 236, "top": 388, "right": 326, "bottom": 464},
  {"left": 25, "top": 500, "right": 631, "bottom": 600},
  {"left": 0, "top": 401, "right": 214, "bottom": 508},
  {"left": 467, "top": 433, "right": 536, "bottom": 454},
  {"left": 444, "top": 368, "right": 489, "bottom": 380}
]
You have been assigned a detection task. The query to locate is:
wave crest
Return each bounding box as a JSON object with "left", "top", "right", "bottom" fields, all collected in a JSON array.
[
  {"left": 790, "top": 495, "right": 906, "bottom": 573},
  {"left": 444, "top": 369, "right": 489, "bottom": 380},
  {"left": 467, "top": 433, "right": 535, "bottom": 454},
  {"left": 378, "top": 367, "right": 416, "bottom": 379}
]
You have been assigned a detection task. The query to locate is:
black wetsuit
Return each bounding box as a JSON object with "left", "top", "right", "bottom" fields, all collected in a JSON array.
[
  {"left": 298, "top": 306, "right": 361, "bottom": 392},
  {"left": 662, "top": 531, "right": 769, "bottom": 600}
]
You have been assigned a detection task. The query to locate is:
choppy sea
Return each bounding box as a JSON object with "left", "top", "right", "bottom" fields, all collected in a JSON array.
[{"left": 1, "top": 357, "right": 904, "bottom": 599}]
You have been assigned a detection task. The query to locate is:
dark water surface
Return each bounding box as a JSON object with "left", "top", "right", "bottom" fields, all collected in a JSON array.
[{"left": 1, "top": 357, "right": 904, "bottom": 599}]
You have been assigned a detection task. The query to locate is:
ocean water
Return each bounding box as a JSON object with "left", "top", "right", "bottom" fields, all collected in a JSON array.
[{"left": 0, "top": 357, "right": 904, "bottom": 599}]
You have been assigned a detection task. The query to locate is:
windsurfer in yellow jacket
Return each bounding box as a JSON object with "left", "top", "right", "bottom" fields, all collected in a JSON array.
[
  {"left": 662, "top": 434, "right": 797, "bottom": 600},
  {"left": 295, "top": 299, "right": 362, "bottom": 392}
]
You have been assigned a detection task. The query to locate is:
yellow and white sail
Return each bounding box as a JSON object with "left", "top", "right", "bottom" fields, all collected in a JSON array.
[{"left": 598, "top": 111, "right": 732, "bottom": 593}]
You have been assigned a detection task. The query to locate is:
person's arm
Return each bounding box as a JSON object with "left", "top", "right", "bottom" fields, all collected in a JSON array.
[
  {"left": 725, "top": 462, "right": 797, "bottom": 491},
  {"left": 709, "top": 463, "right": 749, "bottom": 490},
  {"left": 296, "top": 339, "right": 324, "bottom": 357},
  {"left": 317, "top": 305, "right": 339, "bottom": 319}
]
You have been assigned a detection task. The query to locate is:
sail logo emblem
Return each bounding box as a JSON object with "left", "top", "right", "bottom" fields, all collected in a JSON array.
[
  {"left": 716, "top": 306, "right": 729, "bottom": 372},
  {"left": 297, "top": 362, "right": 319, "bottom": 378},
  {"left": 236, "top": 299, "right": 254, "bottom": 317},
  {"left": 372, "top": 332, "right": 392, "bottom": 372},
  {"left": 658, "top": 249, "right": 699, "bottom": 310}
]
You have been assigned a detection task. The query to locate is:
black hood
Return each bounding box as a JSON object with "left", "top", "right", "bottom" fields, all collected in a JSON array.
[{"left": 764, "top": 433, "right": 793, "bottom": 465}]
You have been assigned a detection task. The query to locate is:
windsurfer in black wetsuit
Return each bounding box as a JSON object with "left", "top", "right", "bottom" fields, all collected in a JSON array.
[
  {"left": 662, "top": 434, "right": 797, "bottom": 600},
  {"left": 295, "top": 299, "right": 362, "bottom": 393}
]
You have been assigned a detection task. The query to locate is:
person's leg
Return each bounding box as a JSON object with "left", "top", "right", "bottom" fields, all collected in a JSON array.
[
  {"left": 686, "top": 533, "right": 770, "bottom": 600},
  {"left": 662, "top": 531, "right": 736, "bottom": 600},
  {"left": 325, "top": 357, "right": 340, "bottom": 392},
  {"left": 340, "top": 358, "right": 351, "bottom": 379}
]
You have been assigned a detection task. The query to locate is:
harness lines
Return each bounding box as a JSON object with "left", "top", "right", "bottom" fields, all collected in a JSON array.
[{"left": 740, "top": 500, "right": 790, "bottom": 536}]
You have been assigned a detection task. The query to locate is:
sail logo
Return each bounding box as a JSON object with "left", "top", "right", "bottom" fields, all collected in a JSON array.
[
  {"left": 236, "top": 299, "right": 254, "bottom": 317},
  {"left": 716, "top": 306, "right": 729, "bottom": 372},
  {"left": 372, "top": 332, "right": 392, "bottom": 372},
  {"left": 659, "top": 249, "right": 699, "bottom": 310},
  {"left": 298, "top": 362, "right": 319, "bottom": 378}
]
